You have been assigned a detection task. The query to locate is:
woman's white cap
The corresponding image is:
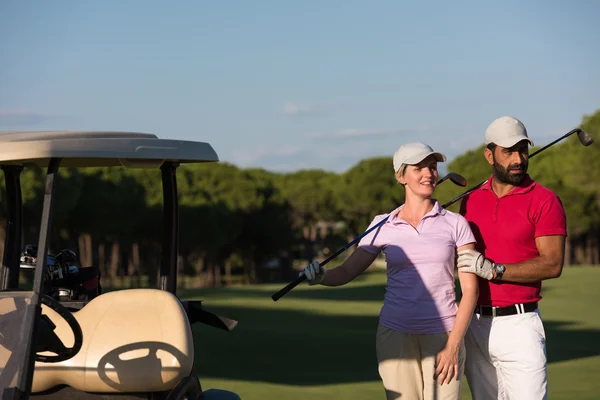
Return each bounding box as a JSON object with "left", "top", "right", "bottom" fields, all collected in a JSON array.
[{"left": 393, "top": 142, "right": 446, "bottom": 173}]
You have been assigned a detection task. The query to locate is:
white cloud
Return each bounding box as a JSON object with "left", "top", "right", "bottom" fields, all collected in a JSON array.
[
  {"left": 0, "top": 109, "right": 62, "bottom": 126},
  {"left": 313, "top": 125, "right": 431, "bottom": 139},
  {"left": 226, "top": 145, "right": 305, "bottom": 167},
  {"left": 444, "top": 137, "right": 477, "bottom": 151},
  {"left": 224, "top": 124, "right": 439, "bottom": 173},
  {"left": 281, "top": 102, "right": 329, "bottom": 117},
  {"left": 336, "top": 128, "right": 389, "bottom": 137}
]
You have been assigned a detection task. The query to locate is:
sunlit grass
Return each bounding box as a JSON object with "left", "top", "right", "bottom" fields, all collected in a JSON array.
[{"left": 168, "top": 266, "right": 600, "bottom": 400}]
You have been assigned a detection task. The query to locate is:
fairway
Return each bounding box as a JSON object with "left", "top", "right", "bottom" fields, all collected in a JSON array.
[{"left": 183, "top": 267, "right": 600, "bottom": 400}]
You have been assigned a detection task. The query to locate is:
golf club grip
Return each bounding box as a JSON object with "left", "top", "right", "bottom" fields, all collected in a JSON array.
[
  {"left": 272, "top": 275, "right": 305, "bottom": 301},
  {"left": 271, "top": 216, "right": 389, "bottom": 301}
]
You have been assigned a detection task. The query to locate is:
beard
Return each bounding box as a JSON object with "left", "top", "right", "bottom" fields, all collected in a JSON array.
[{"left": 493, "top": 159, "right": 528, "bottom": 186}]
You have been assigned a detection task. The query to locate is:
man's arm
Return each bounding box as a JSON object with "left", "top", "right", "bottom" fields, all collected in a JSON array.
[
  {"left": 494, "top": 235, "right": 566, "bottom": 283},
  {"left": 457, "top": 235, "right": 566, "bottom": 283}
]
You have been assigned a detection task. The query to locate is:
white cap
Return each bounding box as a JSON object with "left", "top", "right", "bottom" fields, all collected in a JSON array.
[
  {"left": 485, "top": 116, "right": 534, "bottom": 148},
  {"left": 392, "top": 142, "right": 446, "bottom": 173}
]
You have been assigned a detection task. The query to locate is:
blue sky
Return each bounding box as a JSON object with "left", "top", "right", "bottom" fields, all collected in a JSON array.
[{"left": 1, "top": 1, "right": 599, "bottom": 173}]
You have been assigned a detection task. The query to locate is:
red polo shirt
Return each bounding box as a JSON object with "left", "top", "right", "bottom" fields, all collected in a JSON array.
[{"left": 459, "top": 175, "right": 567, "bottom": 307}]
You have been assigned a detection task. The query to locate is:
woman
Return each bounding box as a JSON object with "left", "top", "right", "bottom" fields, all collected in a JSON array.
[{"left": 301, "top": 142, "right": 479, "bottom": 400}]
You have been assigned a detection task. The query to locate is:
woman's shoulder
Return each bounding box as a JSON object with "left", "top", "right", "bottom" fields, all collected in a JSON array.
[
  {"left": 367, "top": 212, "right": 392, "bottom": 227},
  {"left": 439, "top": 206, "right": 469, "bottom": 226},
  {"left": 366, "top": 206, "right": 402, "bottom": 227}
]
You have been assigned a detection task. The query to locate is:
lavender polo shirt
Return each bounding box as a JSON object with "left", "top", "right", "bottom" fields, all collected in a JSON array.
[{"left": 358, "top": 200, "right": 476, "bottom": 334}]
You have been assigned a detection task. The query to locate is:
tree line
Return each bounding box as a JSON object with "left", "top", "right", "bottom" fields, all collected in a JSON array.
[{"left": 1, "top": 109, "right": 598, "bottom": 287}]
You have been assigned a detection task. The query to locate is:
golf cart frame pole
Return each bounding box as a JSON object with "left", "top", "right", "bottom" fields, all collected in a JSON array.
[
  {"left": 159, "top": 161, "right": 180, "bottom": 294},
  {"left": 1, "top": 165, "right": 24, "bottom": 290},
  {"left": 20, "top": 157, "right": 62, "bottom": 397}
]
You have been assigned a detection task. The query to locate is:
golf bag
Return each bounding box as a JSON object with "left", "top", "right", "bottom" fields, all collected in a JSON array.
[{"left": 20, "top": 244, "right": 102, "bottom": 302}]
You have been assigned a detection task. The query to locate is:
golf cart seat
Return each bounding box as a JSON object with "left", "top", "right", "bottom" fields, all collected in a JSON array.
[{"left": 32, "top": 288, "right": 194, "bottom": 394}]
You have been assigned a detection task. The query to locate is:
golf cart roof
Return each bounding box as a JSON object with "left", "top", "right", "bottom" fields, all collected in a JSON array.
[{"left": 0, "top": 130, "right": 219, "bottom": 168}]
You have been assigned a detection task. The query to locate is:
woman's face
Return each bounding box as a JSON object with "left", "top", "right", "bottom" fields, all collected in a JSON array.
[{"left": 397, "top": 155, "right": 439, "bottom": 197}]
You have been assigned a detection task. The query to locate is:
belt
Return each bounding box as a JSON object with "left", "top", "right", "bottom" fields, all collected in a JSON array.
[{"left": 474, "top": 302, "right": 538, "bottom": 317}]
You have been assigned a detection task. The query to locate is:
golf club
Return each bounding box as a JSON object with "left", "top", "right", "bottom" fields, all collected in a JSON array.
[
  {"left": 271, "top": 172, "right": 468, "bottom": 302},
  {"left": 437, "top": 172, "right": 467, "bottom": 187},
  {"left": 442, "top": 128, "right": 594, "bottom": 209}
]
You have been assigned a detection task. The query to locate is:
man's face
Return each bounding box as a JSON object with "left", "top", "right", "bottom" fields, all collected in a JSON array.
[{"left": 487, "top": 140, "right": 529, "bottom": 186}]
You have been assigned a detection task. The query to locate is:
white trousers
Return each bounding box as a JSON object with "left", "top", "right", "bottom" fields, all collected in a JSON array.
[{"left": 465, "top": 309, "right": 548, "bottom": 400}]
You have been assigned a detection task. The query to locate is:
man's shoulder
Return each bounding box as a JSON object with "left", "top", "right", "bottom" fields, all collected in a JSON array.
[
  {"left": 467, "top": 178, "right": 494, "bottom": 198},
  {"left": 529, "top": 179, "right": 560, "bottom": 199},
  {"left": 459, "top": 185, "right": 490, "bottom": 209},
  {"left": 466, "top": 187, "right": 488, "bottom": 199},
  {"left": 526, "top": 179, "right": 567, "bottom": 228}
]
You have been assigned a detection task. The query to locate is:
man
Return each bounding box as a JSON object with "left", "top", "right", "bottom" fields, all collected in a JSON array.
[{"left": 456, "top": 116, "right": 567, "bottom": 400}]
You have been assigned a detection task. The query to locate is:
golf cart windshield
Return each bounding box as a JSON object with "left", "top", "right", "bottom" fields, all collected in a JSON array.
[{"left": 0, "top": 292, "right": 36, "bottom": 397}]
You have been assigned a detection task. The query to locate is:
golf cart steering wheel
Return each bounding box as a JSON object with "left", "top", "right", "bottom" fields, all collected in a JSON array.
[{"left": 36, "top": 295, "right": 83, "bottom": 363}]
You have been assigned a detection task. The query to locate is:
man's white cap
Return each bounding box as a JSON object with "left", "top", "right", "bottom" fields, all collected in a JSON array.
[
  {"left": 393, "top": 142, "right": 446, "bottom": 173},
  {"left": 485, "top": 116, "right": 534, "bottom": 148}
]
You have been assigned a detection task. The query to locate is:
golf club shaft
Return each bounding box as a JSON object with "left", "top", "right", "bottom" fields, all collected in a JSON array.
[
  {"left": 271, "top": 173, "right": 460, "bottom": 301},
  {"left": 530, "top": 128, "right": 582, "bottom": 157},
  {"left": 274, "top": 128, "right": 591, "bottom": 301},
  {"left": 442, "top": 128, "right": 583, "bottom": 209}
]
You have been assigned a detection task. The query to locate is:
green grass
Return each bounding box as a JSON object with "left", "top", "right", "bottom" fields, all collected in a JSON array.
[{"left": 178, "top": 267, "right": 600, "bottom": 399}]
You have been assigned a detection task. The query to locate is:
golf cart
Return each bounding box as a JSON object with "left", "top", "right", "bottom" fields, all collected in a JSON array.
[{"left": 0, "top": 131, "right": 240, "bottom": 399}]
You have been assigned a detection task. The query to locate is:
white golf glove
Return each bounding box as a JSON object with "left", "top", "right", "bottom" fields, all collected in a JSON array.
[
  {"left": 300, "top": 260, "right": 325, "bottom": 285},
  {"left": 457, "top": 249, "right": 494, "bottom": 280}
]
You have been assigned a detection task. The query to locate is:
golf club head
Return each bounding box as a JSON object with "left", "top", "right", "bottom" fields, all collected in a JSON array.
[
  {"left": 577, "top": 130, "right": 594, "bottom": 146},
  {"left": 447, "top": 172, "right": 467, "bottom": 187},
  {"left": 437, "top": 172, "right": 467, "bottom": 187}
]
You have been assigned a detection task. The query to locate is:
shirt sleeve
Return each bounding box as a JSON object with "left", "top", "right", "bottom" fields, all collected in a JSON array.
[
  {"left": 534, "top": 194, "right": 568, "bottom": 238},
  {"left": 357, "top": 215, "right": 387, "bottom": 255},
  {"left": 455, "top": 214, "right": 476, "bottom": 248}
]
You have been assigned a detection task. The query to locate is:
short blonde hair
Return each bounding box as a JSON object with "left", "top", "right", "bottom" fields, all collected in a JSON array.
[{"left": 396, "top": 164, "right": 408, "bottom": 177}]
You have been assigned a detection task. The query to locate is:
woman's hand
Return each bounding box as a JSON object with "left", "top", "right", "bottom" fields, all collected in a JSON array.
[
  {"left": 434, "top": 341, "right": 460, "bottom": 385},
  {"left": 299, "top": 260, "right": 325, "bottom": 285}
]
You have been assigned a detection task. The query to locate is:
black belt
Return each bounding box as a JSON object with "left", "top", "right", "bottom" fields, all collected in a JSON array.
[{"left": 474, "top": 302, "right": 538, "bottom": 317}]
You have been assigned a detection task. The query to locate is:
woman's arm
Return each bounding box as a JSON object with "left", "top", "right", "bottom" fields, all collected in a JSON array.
[
  {"left": 447, "top": 242, "right": 479, "bottom": 347},
  {"left": 435, "top": 242, "right": 479, "bottom": 384},
  {"left": 320, "top": 248, "right": 378, "bottom": 286}
]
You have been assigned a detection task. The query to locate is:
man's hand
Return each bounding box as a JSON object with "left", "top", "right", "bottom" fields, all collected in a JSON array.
[
  {"left": 457, "top": 249, "right": 494, "bottom": 280},
  {"left": 300, "top": 260, "right": 325, "bottom": 285}
]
